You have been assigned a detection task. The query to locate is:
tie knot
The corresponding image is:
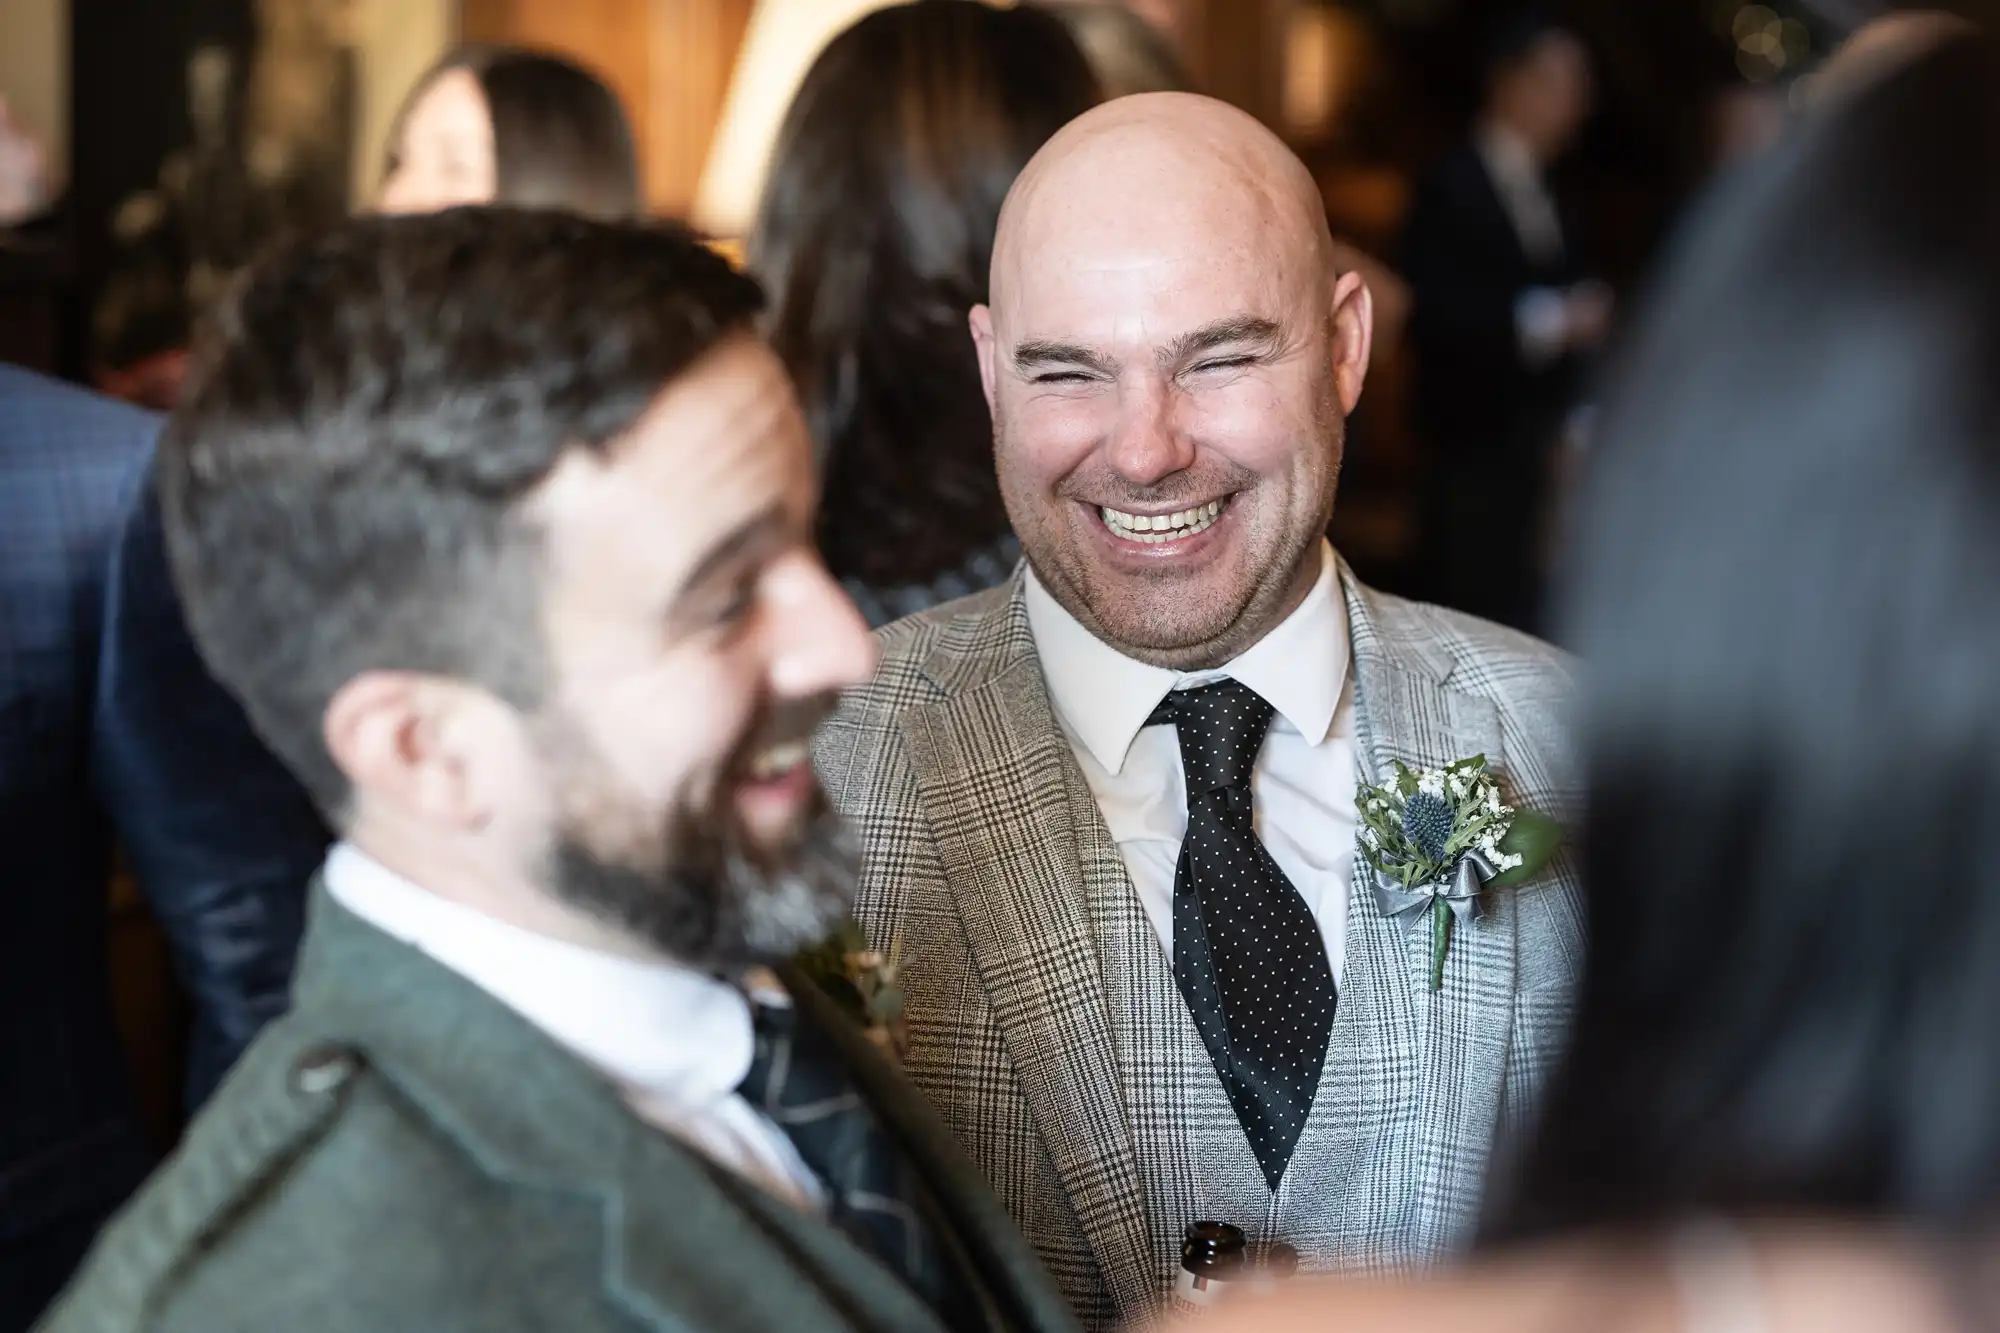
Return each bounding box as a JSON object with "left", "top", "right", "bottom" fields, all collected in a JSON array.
[{"left": 1148, "top": 677, "right": 1274, "bottom": 796}]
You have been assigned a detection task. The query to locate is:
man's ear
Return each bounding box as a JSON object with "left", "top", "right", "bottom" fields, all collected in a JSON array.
[
  {"left": 969, "top": 304, "right": 999, "bottom": 416},
  {"left": 323, "top": 671, "right": 512, "bottom": 831},
  {"left": 1330, "top": 268, "right": 1375, "bottom": 416}
]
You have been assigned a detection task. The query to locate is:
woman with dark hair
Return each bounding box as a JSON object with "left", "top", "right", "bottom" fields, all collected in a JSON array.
[
  {"left": 378, "top": 45, "right": 640, "bottom": 219},
  {"left": 1175, "top": 27, "right": 2000, "bottom": 1333},
  {"left": 1492, "top": 27, "right": 2000, "bottom": 1256},
  {"left": 749, "top": 0, "right": 1100, "bottom": 626}
]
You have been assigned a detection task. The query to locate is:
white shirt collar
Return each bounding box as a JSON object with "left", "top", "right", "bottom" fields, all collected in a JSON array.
[
  {"left": 1477, "top": 120, "right": 1545, "bottom": 188},
  {"left": 322, "top": 842, "right": 755, "bottom": 1107},
  {"left": 1024, "top": 540, "right": 1349, "bottom": 776}
]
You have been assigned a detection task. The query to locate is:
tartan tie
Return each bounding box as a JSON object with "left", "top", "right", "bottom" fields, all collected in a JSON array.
[
  {"left": 737, "top": 999, "right": 971, "bottom": 1322},
  {"left": 1147, "top": 677, "right": 1338, "bottom": 1189}
]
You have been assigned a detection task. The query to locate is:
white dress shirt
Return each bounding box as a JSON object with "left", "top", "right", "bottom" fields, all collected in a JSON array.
[
  {"left": 1476, "top": 121, "right": 1573, "bottom": 369},
  {"left": 1476, "top": 121, "right": 1565, "bottom": 268},
  {"left": 1024, "top": 541, "right": 1358, "bottom": 982},
  {"left": 323, "top": 842, "right": 825, "bottom": 1212}
]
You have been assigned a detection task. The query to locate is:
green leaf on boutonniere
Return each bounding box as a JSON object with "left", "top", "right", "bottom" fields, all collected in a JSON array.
[
  {"left": 789, "top": 919, "right": 908, "bottom": 1061},
  {"left": 1431, "top": 894, "right": 1453, "bottom": 992},
  {"left": 1484, "top": 808, "right": 1563, "bottom": 888},
  {"left": 791, "top": 918, "right": 870, "bottom": 1015}
]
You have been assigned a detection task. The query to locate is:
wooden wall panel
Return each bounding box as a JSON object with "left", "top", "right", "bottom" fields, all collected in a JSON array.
[
  {"left": 1179, "top": 0, "right": 1290, "bottom": 129},
  {"left": 647, "top": 0, "right": 755, "bottom": 220}
]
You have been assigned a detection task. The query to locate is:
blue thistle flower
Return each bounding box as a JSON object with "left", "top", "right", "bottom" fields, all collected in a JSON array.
[{"left": 1402, "top": 791, "right": 1454, "bottom": 864}]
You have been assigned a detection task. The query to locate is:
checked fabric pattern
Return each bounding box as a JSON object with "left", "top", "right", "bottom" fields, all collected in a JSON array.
[
  {"left": 737, "top": 1000, "right": 971, "bottom": 1322},
  {"left": 1145, "top": 679, "right": 1337, "bottom": 1190},
  {"left": 814, "top": 562, "right": 1586, "bottom": 1328}
]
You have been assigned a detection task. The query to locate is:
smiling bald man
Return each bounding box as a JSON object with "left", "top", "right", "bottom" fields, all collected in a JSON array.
[{"left": 814, "top": 93, "right": 1582, "bottom": 1327}]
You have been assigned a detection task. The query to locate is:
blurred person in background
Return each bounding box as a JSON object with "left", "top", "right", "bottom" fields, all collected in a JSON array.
[
  {"left": 1401, "top": 12, "right": 1609, "bottom": 633},
  {"left": 376, "top": 43, "right": 640, "bottom": 219},
  {"left": 0, "top": 42, "right": 645, "bottom": 1333},
  {"left": 0, "top": 98, "right": 51, "bottom": 226},
  {"left": 1704, "top": 82, "right": 1789, "bottom": 177},
  {"left": 749, "top": 0, "right": 1100, "bottom": 628},
  {"left": 0, "top": 369, "right": 160, "bottom": 1333},
  {"left": 1807, "top": 8, "right": 1975, "bottom": 103},
  {"left": 100, "top": 43, "right": 640, "bottom": 411},
  {"left": 1187, "top": 28, "right": 2000, "bottom": 1333},
  {"left": 94, "top": 44, "right": 643, "bottom": 1115}
]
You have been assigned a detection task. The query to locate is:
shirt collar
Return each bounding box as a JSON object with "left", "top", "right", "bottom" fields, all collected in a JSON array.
[
  {"left": 322, "top": 842, "right": 755, "bottom": 1106},
  {"left": 1476, "top": 119, "right": 1543, "bottom": 191},
  {"left": 1023, "top": 540, "right": 1349, "bottom": 775}
]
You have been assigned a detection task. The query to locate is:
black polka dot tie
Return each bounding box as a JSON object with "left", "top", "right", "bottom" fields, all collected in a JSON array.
[{"left": 1148, "top": 677, "right": 1337, "bottom": 1190}]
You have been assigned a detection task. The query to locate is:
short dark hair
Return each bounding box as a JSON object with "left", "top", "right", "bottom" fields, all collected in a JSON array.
[
  {"left": 1492, "top": 35, "right": 2000, "bottom": 1239},
  {"left": 1485, "top": 10, "right": 1578, "bottom": 79},
  {"left": 159, "top": 208, "right": 763, "bottom": 816},
  {"left": 749, "top": 0, "right": 1100, "bottom": 591},
  {"left": 389, "top": 45, "right": 642, "bottom": 219}
]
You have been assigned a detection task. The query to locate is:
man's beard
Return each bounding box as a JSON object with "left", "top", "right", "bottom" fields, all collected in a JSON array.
[{"left": 536, "top": 697, "right": 858, "bottom": 972}]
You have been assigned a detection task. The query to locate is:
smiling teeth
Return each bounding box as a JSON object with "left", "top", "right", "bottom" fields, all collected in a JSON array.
[
  {"left": 746, "top": 740, "right": 809, "bottom": 781},
  {"left": 1100, "top": 499, "right": 1224, "bottom": 543}
]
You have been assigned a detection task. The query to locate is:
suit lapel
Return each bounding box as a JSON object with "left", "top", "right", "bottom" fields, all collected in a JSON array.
[
  {"left": 896, "top": 587, "right": 1159, "bottom": 1318},
  {"left": 1336, "top": 567, "right": 1519, "bottom": 1254},
  {"left": 294, "top": 888, "right": 945, "bottom": 1333}
]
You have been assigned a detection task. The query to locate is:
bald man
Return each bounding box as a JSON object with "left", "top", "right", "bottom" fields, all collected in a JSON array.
[{"left": 814, "top": 94, "right": 1582, "bottom": 1327}]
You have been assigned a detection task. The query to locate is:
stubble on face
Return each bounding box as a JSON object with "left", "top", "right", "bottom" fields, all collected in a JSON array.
[
  {"left": 997, "top": 353, "right": 1344, "bottom": 673},
  {"left": 985, "top": 95, "right": 1355, "bottom": 673}
]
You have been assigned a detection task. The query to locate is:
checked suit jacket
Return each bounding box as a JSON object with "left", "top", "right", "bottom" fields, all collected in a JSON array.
[{"left": 813, "top": 562, "right": 1584, "bottom": 1329}]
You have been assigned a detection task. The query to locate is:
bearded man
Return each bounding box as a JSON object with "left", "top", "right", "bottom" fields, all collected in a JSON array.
[{"left": 39, "top": 209, "right": 1077, "bottom": 1333}]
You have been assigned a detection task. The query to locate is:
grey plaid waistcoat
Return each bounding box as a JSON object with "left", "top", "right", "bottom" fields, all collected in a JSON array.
[{"left": 814, "top": 562, "right": 1585, "bottom": 1330}]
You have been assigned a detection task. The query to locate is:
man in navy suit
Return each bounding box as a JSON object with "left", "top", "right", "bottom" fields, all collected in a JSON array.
[
  {"left": 96, "top": 468, "right": 328, "bottom": 1103},
  {"left": 0, "top": 364, "right": 322, "bottom": 1332},
  {"left": 1400, "top": 13, "right": 1610, "bottom": 632}
]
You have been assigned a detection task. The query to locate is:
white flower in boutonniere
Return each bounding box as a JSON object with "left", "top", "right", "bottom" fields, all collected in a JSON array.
[{"left": 1354, "top": 756, "right": 1562, "bottom": 992}]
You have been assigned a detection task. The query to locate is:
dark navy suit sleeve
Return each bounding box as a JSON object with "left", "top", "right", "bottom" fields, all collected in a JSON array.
[
  {"left": 92, "top": 465, "right": 329, "bottom": 1111},
  {"left": 1, "top": 367, "right": 159, "bottom": 1326}
]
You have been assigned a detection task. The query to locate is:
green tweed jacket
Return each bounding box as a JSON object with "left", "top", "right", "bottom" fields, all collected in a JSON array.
[{"left": 38, "top": 887, "right": 1081, "bottom": 1333}]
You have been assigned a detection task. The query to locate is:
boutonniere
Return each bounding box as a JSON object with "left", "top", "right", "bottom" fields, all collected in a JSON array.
[
  {"left": 1356, "top": 756, "right": 1561, "bottom": 991},
  {"left": 790, "top": 920, "right": 909, "bottom": 1062}
]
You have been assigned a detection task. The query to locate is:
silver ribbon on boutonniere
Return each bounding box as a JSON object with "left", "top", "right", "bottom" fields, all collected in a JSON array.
[
  {"left": 1371, "top": 847, "right": 1499, "bottom": 936},
  {"left": 1356, "top": 757, "right": 1562, "bottom": 991}
]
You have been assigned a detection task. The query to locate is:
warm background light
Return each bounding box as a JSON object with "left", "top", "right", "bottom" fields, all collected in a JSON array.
[
  {"left": 692, "top": 0, "right": 896, "bottom": 238},
  {"left": 351, "top": 0, "right": 454, "bottom": 203}
]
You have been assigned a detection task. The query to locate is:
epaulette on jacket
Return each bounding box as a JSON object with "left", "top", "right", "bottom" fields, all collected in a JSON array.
[{"left": 36, "top": 1031, "right": 363, "bottom": 1332}]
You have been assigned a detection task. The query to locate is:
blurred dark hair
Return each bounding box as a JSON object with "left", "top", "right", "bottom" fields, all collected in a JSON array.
[
  {"left": 1486, "top": 10, "right": 1578, "bottom": 77},
  {"left": 159, "top": 209, "right": 761, "bottom": 815},
  {"left": 1491, "top": 35, "right": 2000, "bottom": 1240},
  {"left": 749, "top": 0, "right": 1099, "bottom": 591},
  {"left": 391, "top": 45, "right": 641, "bottom": 219}
]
